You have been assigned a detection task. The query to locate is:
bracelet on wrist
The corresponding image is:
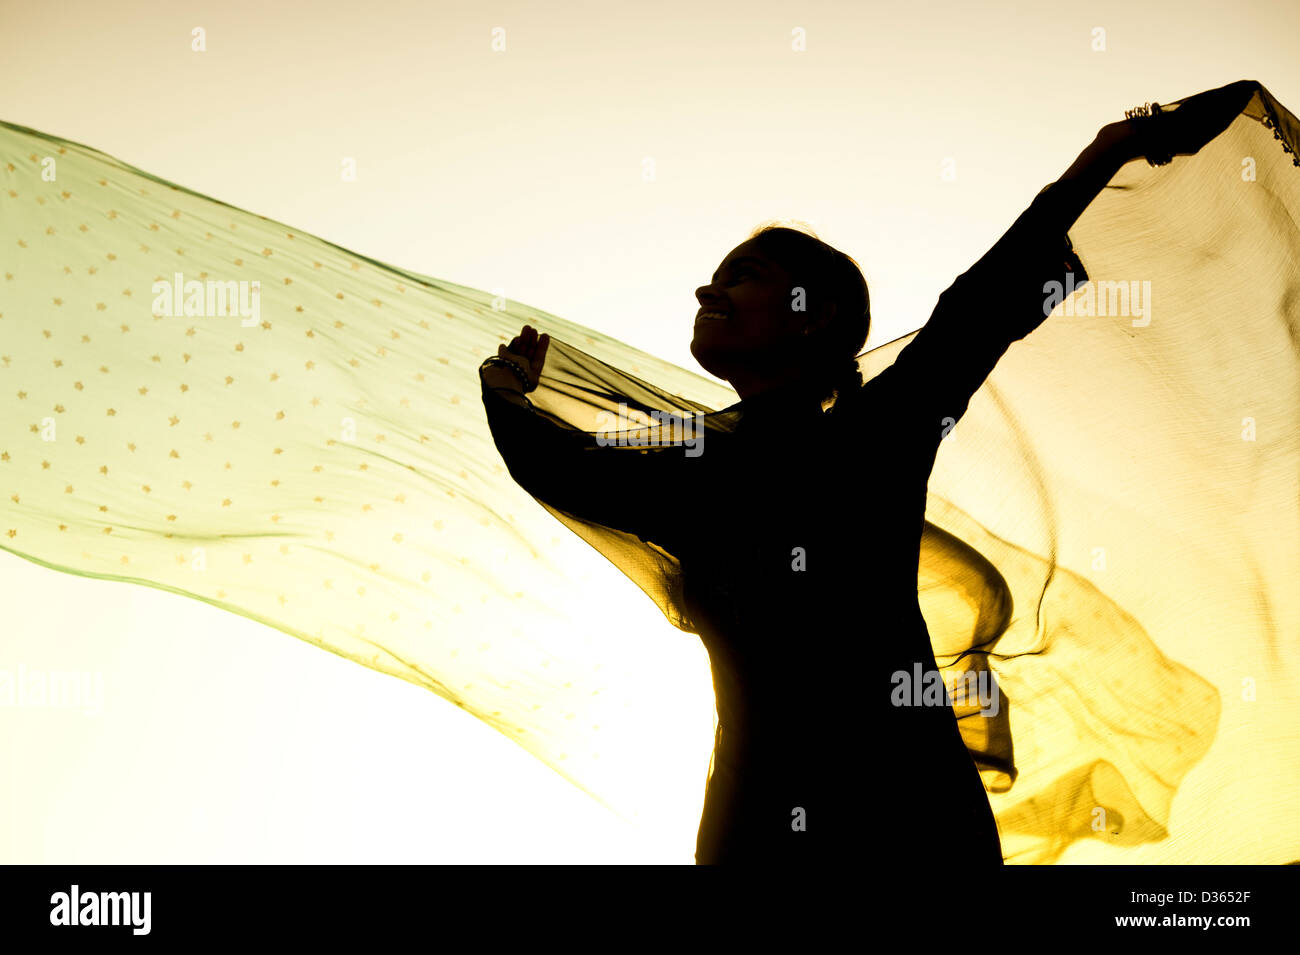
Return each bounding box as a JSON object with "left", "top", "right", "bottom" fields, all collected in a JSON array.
[
  {"left": 1124, "top": 102, "right": 1175, "bottom": 167},
  {"left": 480, "top": 356, "right": 535, "bottom": 392}
]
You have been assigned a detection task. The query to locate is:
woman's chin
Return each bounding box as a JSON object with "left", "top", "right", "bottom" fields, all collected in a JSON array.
[{"left": 689, "top": 337, "right": 731, "bottom": 379}]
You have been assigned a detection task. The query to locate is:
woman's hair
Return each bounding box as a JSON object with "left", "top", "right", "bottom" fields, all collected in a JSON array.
[{"left": 747, "top": 222, "right": 870, "bottom": 401}]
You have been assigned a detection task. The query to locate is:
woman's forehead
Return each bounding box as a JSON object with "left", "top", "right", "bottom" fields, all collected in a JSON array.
[
  {"left": 716, "top": 240, "right": 784, "bottom": 274},
  {"left": 724, "top": 238, "right": 766, "bottom": 261}
]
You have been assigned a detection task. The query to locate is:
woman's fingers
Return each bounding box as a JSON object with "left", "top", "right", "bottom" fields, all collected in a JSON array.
[
  {"left": 533, "top": 334, "right": 550, "bottom": 382},
  {"left": 509, "top": 325, "right": 538, "bottom": 359},
  {"left": 496, "top": 326, "right": 546, "bottom": 386}
]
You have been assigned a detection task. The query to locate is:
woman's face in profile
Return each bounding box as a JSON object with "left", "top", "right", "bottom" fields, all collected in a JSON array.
[{"left": 691, "top": 239, "right": 802, "bottom": 381}]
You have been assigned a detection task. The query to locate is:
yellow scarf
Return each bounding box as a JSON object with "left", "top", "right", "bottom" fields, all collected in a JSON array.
[{"left": 3, "top": 82, "right": 1297, "bottom": 862}]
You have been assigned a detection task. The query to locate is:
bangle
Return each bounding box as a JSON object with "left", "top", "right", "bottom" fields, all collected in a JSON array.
[
  {"left": 1124, "top": 102, "right": 1174, "bottom": 167},
  {"left": 480, "top": 356, "right": 534, "bottom": 392}
]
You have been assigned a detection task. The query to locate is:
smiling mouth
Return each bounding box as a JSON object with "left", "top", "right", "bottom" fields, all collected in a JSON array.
[{"left": 696, "top": 311, "right": 728, "bottom": 321}]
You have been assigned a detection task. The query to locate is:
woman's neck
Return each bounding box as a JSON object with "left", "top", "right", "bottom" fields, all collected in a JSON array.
[{"left": 735, "top": 372, "right": 828, "bottom": 425}]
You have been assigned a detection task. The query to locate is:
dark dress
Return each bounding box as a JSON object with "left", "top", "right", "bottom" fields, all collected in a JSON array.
[{"left": 481, "top": 188, "right": 1083, "bottom": 865}]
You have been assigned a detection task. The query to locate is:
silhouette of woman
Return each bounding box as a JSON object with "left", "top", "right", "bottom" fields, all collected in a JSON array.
[{"left": 479, "top": 81, "right": 1257, "bottom": 865}]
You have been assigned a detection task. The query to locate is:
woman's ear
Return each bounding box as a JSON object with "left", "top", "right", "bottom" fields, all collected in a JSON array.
[{"left": 803, "top": 301, "right": 837, "bottom": 336}]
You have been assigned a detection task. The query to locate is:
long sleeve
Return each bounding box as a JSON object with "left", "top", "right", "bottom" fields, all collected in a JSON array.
[
  {"left": 860, "top": 183, "right": 1089, "bottom": 443},
  {"left": 480, "top": 377, "right": 691, "bottom": 549}
]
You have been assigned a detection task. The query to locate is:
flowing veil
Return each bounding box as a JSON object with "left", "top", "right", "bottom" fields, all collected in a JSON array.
[{"left": 2, "top": 80, "right": 1297, "bottom": 863}]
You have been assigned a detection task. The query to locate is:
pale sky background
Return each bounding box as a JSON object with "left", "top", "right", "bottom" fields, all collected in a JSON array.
[{"left": 1, "top": 0, "right": 1297, "bottom": 862}]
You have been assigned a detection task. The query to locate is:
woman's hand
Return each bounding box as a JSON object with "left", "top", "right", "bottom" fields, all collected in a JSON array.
[
  {"left": 1045, "top": 80, "right": 1260, "bottom": 233},
  {"left": 1145, "top": 79, "right": 1259, "bottom": 160},
  {"left": 482, "top": 324, "right": 550, "bottom": 395},
  {"left": 500, "top": 324, "right": 550, "bottom": 389}
]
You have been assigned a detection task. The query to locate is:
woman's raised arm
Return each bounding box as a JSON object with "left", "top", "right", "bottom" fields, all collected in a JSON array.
[
  {"left": 1037, "top": 79, "right": 1260, "bottom": 235},
  {"left": 851, "top": 80, "right": 1261, "bottom": 449}
]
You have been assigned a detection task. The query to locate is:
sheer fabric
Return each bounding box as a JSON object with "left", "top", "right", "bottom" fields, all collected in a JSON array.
[{"left": 2, "top": 81, "right": 1298, "bottom": 862}]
